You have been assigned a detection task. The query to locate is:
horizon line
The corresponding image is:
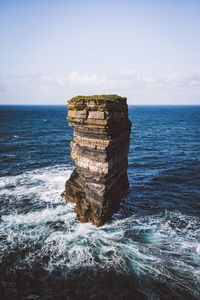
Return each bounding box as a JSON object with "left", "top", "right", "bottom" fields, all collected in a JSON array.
[{"left": 0, "top": 103, "right": 200, "bottom": 106}]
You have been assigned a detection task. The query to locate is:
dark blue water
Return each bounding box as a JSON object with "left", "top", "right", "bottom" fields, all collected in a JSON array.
[{"left": 0, "top": 105, "right": 200, "bottom": 300}]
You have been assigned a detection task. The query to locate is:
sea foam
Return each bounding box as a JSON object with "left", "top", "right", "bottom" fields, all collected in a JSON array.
[{"left": 0, "top": 164, "right": 200, "bottom": 299}]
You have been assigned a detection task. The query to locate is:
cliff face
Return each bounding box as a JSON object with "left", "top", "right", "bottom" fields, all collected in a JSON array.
[{"left": 63, "top": 95, "right": 131, "bottom": 226}]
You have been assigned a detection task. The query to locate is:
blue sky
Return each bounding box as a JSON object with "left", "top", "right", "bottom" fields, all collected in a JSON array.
[{"left": 0, "top": 0, "right": 200, "bottom": 104}]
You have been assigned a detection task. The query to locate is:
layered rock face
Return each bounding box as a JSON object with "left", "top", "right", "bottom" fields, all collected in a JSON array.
[{"left": 63, "top": 95, "right": 131, "bottom": 226}]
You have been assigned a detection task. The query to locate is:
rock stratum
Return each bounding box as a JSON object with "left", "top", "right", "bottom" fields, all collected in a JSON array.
[{"left": 62, "top": 95, "right": 131, "bottom": 226}]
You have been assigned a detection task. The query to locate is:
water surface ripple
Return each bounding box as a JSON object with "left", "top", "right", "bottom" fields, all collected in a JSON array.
[{"left": 0, "top": 105, "right": 200, "bottom": 299}]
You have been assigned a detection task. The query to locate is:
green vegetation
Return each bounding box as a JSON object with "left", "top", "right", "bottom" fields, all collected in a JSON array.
[{"left": 69, "top": 94, "right": 126, "bottom": 102}]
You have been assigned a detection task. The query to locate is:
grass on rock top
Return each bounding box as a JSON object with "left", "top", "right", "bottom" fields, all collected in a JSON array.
[{"left": 68, "top": 95, "right": 126, "bottom": 103}]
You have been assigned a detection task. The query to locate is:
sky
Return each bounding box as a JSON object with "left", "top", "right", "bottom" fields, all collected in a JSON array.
[{"left": 0, "top": 0, "right": 200, "bottom": 105}]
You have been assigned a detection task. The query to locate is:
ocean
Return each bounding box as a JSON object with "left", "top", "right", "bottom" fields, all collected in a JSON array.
[{"left": 0, "top": 105, "right": 200, "bottom": 300}]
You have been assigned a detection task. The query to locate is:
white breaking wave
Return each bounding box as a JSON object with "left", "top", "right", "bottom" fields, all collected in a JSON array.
[{"left": 0, "top": 164, "right": 200, "bottom": 298}]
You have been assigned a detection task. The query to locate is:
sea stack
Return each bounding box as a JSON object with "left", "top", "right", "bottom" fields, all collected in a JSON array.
[{"left": 63, "top": 95, "right": 131, "bottom": 226}]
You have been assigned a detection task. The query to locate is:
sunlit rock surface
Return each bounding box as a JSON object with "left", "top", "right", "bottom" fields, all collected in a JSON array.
[{"left": 63, "top": 95, "right": 131, "bottom": 226}]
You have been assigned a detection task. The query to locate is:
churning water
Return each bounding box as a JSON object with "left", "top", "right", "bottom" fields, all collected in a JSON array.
[{"left": 0, "top": 105, "right": 200, "bottom": 299}]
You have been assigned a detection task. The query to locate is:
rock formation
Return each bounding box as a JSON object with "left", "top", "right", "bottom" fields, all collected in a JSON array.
[{"left": 62, "top": 95, "right": 131, "bottom": 226}]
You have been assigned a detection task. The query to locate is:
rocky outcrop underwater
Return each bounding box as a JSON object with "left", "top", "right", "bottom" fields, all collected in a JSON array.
[{"left": 62, "top": 95, "right": 131, "bottom": 226}]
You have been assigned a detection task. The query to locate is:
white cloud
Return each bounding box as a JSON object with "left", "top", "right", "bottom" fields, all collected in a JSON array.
[
  {"left": 0, "top": 69, "right": 200, "bottom": 104},
  {"left": 67, "top": 69, "right": 200, "bottom": 89},
  {"left": 67, "top": 70, "right": 148, "bottom": 90},
  {"left": 1, "top": 69, "right": 200, "bottom": 91}
]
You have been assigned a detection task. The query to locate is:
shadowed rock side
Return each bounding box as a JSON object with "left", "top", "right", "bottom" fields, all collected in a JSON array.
[{"left": 62, "top": 95, "right": 131, "bottom": 226}]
